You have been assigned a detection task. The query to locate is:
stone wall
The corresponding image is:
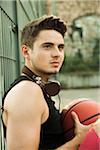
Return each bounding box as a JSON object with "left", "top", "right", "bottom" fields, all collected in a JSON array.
[
  {"left": 55, "top": 0, "right": 100, "bottom": 25},
  {"left": 53, "top": 0, "right": 100, "bottom": 58}
]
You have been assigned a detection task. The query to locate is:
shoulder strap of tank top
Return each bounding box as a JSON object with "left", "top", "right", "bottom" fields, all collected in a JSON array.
[{"left": 2, "top": 75, "right": 31, "bottom": 107}]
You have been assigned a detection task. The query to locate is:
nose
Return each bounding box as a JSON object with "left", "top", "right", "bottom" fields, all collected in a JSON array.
[{"left": 51, "top": 46, "right": 60, "bottom": 57}]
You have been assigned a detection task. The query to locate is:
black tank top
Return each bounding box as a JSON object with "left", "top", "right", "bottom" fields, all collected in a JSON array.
[{"left": 2, "top": 75, "right": 64, "bottom": 149}]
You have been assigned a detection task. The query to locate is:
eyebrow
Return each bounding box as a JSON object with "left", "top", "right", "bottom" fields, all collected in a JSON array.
[{"left": 42, "top": 42, "right": 65, "bottom": 47}]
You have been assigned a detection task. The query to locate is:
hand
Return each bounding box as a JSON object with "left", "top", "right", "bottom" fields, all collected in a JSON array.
[
  {"left": 56, "top": 112, "right": 89, "bottom": 150},
  {"left": 92, "top": 118, "right": 100, "bottom": 136},
  {"left": 70, "top": 112, "right": 92, "bottom": 144},
  {"left": 56, "top": 112, "right": 99, "bottom": 150}
]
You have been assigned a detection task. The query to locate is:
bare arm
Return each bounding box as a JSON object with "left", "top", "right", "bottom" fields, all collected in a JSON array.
[{"left": 4, "top": 81, "right": 46, "bottom": 150}]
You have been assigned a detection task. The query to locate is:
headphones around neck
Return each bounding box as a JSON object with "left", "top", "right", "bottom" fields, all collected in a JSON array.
[{"left": 22, "top": 66, "right": 61, "bottom": 96}]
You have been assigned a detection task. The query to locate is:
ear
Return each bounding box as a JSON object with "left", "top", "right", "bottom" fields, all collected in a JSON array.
[{"left": 21, "top": 45, "right": 30, "bottom": 59}]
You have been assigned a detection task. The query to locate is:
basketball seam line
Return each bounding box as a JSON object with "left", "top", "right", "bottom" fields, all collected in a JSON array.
[
  {"left": 63, "top": 113, "right": 100, "bottom": 134},
  {"left": 61, "top": 100, "right": 89, "bottom": 122}
]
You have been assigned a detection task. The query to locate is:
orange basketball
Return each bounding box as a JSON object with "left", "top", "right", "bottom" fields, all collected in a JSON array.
[{"left": 61, "top": 98, "right": 100, "bottom": 142}]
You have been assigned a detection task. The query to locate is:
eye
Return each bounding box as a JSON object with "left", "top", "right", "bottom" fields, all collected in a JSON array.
[
  {"left": 45, "top": 44, "right": 51, "bottom": 48},
  {"left": 58, "top": 44, "right": 64, "bottom": 51},
  {"left": 42, "top": 43, "right": 53, "bottom": 50}
]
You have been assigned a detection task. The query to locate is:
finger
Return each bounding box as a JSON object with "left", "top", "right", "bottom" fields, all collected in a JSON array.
[
  {"left": 87, "top": 118, "right": 100, "bottom": 130},
  {"left": 71, "top": 111, "right": 80, "bottom": 124},
  {"left": 93, "top": 118, "right": 100, "bottom": 126}
]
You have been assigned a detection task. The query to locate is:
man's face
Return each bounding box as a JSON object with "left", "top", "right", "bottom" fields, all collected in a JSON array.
[{"left": 29, "top": 29, "right": 65, "bottom": 75}]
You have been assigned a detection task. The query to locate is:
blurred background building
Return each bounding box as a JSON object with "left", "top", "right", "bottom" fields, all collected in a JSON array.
[{"left": 0, "top": 0, "right": 100, "bottom": 104}]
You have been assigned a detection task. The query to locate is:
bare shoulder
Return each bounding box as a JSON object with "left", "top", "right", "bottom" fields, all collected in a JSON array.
[
  {"left": 4, "top": 80, "right": 46, "bottom": 121},
  {"left": 3, "top": 80, "right": 48, "bottom": 149}
]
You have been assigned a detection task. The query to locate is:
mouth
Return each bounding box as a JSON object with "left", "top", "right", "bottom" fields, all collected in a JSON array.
[{"left": 50, "top": 61, "right": 60, "bottom": 67}]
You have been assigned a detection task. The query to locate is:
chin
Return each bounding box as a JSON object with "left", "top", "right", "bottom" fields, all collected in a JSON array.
[
  {"left": 49, "top": 69, "right": 60, "bottom": 74},
  {"left": 42, "top": 67, "right": 60, "bottom": 75}
]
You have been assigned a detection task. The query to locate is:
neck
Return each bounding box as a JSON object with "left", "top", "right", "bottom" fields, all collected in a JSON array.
[{"left": 22, "top": 65, "right": 50, "bottom": 82}]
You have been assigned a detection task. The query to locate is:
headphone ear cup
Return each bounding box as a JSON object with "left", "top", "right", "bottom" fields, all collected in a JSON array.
[{"left": 44, "top": 81, "right": 61, "bottom": 96}]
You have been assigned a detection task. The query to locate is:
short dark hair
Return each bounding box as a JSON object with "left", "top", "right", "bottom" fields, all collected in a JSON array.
[{"left": 21, "top": 15, "right": 67, "bottom": 49}]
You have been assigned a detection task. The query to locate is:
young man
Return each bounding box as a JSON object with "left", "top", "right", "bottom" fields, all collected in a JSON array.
[{"left": 2, "top": 15, "right": 97, "bottom": 150}]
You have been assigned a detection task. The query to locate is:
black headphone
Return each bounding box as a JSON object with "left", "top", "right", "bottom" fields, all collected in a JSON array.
[{"left": 22, "top": 66, "right": 61, "bottom": 96}]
